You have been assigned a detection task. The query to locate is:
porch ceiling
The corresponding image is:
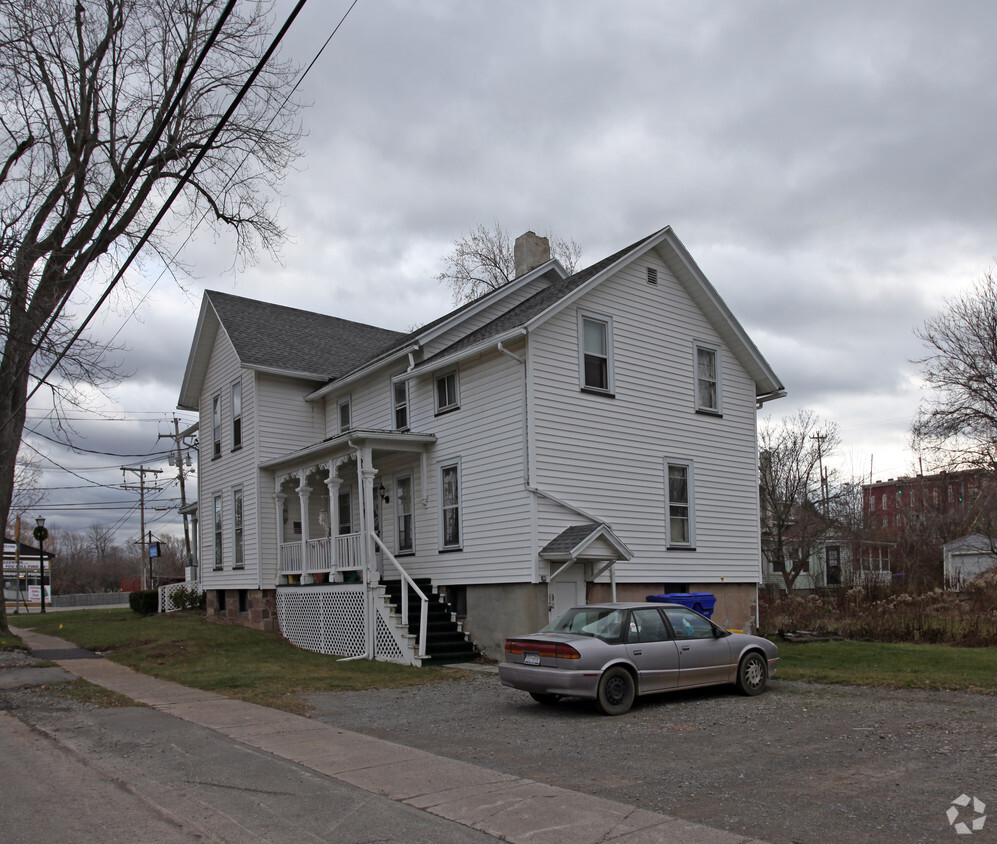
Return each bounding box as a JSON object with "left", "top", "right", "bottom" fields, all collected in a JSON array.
[{"left": 260, "top": 428, "right": 436, "bottom": 473}]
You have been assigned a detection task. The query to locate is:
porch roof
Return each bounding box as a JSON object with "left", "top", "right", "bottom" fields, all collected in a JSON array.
[
  {"left": 259, "top": 428, "right": 437, "bottom": 473},
  {"left": 539, "top": 523, "right": 634, "bottom": 563}
]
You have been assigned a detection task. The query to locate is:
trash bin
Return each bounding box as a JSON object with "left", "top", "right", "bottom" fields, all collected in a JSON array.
[{"left": 645, "top": 592, "right": 716, "bottom": 618}]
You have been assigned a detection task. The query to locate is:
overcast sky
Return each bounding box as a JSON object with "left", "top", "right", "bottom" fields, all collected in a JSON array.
[{"left": 21, "top": 0, "right": 997, "bottom": 550}]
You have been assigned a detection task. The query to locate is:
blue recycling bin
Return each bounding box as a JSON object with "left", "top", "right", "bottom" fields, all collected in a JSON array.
[{"left": 645, "top": 592, "right": 716, "bottom": 618}]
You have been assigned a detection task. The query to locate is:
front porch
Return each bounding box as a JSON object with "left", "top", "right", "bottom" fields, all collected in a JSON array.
[{"left": 265, "top": 430, "right": 466, "bottom": 666}]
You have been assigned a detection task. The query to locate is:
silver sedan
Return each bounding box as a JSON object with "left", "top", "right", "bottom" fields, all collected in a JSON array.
[{"left": 498, "top": 602, "right": 779, "bottom": 715}]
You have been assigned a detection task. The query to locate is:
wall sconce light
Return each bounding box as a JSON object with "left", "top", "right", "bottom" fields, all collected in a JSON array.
[{"left": 378, "top": 483, "right": 390, "bottom": 504}]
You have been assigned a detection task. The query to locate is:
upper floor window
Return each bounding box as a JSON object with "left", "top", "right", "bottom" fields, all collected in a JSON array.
[
  {"left": 393, "top": 378, "right": 409, "bottom": 430},
  {"left": 231, "top": 381, "right": 242, "bottom": 450},
  {"left": 211, "top": 394, "right": 222, "bottom": 459},
  {"left": 439, "top": 461, "right": 462, "bottom": 550},
  {"left": 665, "top": 460, "right": 695, "bottom": 548},
  {"left": 694, "top": 343, "right": 720, "bottom": 414},
  {"left": 435, "top": 370, "right": 459, "bottom": 414},
  {"left": 338, "top": 398, "right": 351, "bottom": 433},
  {"left": 232, "top": 488, "right": 244, "bottom": 568},
  {"left": 579, "top": 313, "right": 613, "bottom": 394}
]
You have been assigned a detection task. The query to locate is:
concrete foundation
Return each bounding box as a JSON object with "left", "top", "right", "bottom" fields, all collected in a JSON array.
[
  {"left": 206, "top": 588, "right": 279, "bottom": 634},
  {"left": 464, "top": 583, "right": 548, "bottom": 660}
]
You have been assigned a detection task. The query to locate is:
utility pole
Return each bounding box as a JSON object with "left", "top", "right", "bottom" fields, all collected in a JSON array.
[
  {"left": 158, "top": 418, "right": 196, "bottom": 566},
  {"left": 121, "top": 465, "right": 163, "bottom": 589}
]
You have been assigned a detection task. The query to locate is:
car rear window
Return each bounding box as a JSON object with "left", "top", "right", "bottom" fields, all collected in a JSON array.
[{"left": 541, "top": 608, "right": 626, "bottom": 641}]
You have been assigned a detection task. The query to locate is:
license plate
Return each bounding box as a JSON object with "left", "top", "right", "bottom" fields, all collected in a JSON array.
[{"left": 524, "top": 652, "right": 540, "bottom": 665}]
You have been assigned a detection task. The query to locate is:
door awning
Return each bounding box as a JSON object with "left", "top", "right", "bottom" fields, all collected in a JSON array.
[{"left": 539, "top": 523, "right": 633, "bottom": 563}]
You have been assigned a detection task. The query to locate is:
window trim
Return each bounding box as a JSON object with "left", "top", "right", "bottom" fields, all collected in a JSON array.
[
  {"left": 395, "top": 472, "right": 414, "bottom": 554},
  {"left": 694, "top": 342, "right": 722, "bottom": 415},
  {"left": 337, "top": 397, "right": 352, "bottom": 434},
  {"left": 213, "top": 494, "right": 223, "bottom": 570},
  {"left": 392, "top": 376, "right": 409, "bottom": 431},
  {"left": 231, "top": 381, "right": 242, "bottom": 451},
  {"left": 664, "top": 459, "right": 696, "bottom": 549},
  {"left": 435, "top": 369, "right": 460, "bottom": 415},
  {"left": 337, "top": 487, "right": 353, "bottom": 536},
  {"left": 232, "top": 487, "right": 244, "bottom": 569},
  {"left": 438, "top": 460, "right": 462, "bottom": 551},
  {"left": 211, "top": 394, "right": 222, "bottom": 459},
  {"left": 578, "top": 311, "right": 614, "bottom": 395}
]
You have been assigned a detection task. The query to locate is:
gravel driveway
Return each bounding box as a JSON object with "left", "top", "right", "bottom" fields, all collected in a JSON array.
[{"left": 303, "top": 672, "right": 997, "bottom": 844}]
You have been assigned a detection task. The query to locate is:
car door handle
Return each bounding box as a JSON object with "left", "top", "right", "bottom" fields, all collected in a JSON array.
[
  {"left": 681, "top": 646, "right": 691, "bottom": 651},
  {"left": 632, "top": 649, "right": 642, "bottom": 655}
]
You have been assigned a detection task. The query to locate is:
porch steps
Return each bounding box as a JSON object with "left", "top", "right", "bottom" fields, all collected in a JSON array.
[{"left": 381, "top": 578, "right": 479, "bottom": 666}]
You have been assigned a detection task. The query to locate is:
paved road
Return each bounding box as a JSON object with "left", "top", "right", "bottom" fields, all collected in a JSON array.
[{"left": 3, "top": 628, "right": 763, "bottom": 844}]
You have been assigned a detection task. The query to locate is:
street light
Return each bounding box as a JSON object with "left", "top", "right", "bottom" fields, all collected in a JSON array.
[{"left": 33, "top": 517, "right": 48, "bottom": 614}]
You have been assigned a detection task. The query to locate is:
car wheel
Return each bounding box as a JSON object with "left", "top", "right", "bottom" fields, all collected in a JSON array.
[
  {"left": 529, "top": 692, "right": 561, "bottom": 705},
  {"left": 596, "top": 666, "right": 635, "bottom": 715},
  {"left": 736, "top": 652, "right": 768, "bottom": 696}
]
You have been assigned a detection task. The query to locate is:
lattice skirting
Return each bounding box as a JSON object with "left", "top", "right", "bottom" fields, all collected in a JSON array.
[{"left": 276, "top": 585, "right": 413, "bottom": 664}]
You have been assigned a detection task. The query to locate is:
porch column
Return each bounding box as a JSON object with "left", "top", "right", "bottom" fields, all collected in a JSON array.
[
  {"left": 360, "top": 462, "right": 379, "bottom": 582},
  {"left": 325, "top": 472, "right": 342, "bottom": 573},
  {"left": 296, "top": 471, "right": 312, "bottom": 583},
  {"left": 273, "top": 491, "right": 286, "bottom": 584}
]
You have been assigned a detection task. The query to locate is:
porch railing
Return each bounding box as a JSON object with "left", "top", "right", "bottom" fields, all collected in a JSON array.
[
  {"left": 279, "top": 532, "right": 365, "bottom": 577},
  {"left": 372, "top": 532, "right": 428, "bottom": 659}
]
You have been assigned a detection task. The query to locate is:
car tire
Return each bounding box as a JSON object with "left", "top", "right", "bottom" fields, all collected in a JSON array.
[
  {"left": 736, "top": 651, "right": 768, "bottom": 696},
  {"left": 529, "top": 692, "right": 561, "bottom": 705},
  {"left": 596, "top": 666, "right": 635, "bottom": 715}
]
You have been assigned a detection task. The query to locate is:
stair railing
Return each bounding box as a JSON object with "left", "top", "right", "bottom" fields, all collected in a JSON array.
[{"left": 371, "top": 533, "right": 429, "bottom": 659}]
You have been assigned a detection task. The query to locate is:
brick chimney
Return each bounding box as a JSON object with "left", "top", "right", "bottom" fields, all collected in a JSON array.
[{"left": 514, "top": 231, "right": 551, "bottom": 278}]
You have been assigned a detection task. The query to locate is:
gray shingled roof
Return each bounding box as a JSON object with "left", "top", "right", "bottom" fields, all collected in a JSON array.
[
  {"left": 207, "top": 290, "right": 405, "bottom": 380},
  {"left": 539, "top": 524, "right": 605, "bottom": 557},
  {"left": 414, "top": 231, "right": 659, "bottom": 369}
]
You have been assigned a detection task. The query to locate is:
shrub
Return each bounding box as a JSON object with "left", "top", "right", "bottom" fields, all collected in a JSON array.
[
  {"left": 129, "top": 589, "right": 159, "bottom": 615},
  {"left": 169, "top": 584, "right": 206, "bottom": 611}
]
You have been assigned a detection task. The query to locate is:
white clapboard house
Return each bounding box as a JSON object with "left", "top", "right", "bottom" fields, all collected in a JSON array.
[{"left": 177, "top": 226, "right": 785, "bottom": 663}]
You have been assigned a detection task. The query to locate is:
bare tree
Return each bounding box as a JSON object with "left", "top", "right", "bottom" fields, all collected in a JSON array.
[
  {"left": 759, "top": 410, "right": 841, "bottom": 592},
  {"left": 0, "top": 0, "right": 302, "bottom": 633},
  {"left": 913, "top": 271, "right": 997, "bottom": 470},
  {"left": 437, "top": 222, "right": 582, "bottom": 305}
]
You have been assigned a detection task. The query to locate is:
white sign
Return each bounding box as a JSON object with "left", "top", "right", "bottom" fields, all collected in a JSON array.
[{"left": 27, "top": 585, "right": 51, "bottom": 601}]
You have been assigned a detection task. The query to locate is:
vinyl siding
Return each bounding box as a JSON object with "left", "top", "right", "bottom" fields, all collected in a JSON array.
[{"left": 530, "top": 256, "right": 762, "bottom": 583}]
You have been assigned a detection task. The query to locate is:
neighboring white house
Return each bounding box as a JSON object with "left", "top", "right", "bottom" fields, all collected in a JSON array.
[
  {"left": 762, "top": 536, "right": 894, "bottom": 591},
  {"left": 943, "top": 534, "right": 996, "bottom": 588},
  {"left": 176, "top": 226, "right": 785, "bottom": 663}
]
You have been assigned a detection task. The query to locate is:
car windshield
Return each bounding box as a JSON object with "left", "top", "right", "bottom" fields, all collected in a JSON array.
[{"left": 541, "top": 607, "right": 626, "bottom": 641}]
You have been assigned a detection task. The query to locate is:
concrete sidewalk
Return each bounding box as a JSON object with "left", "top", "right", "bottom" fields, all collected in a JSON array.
[{"left": 10, "top": 627, "right": 766, "bottom": 844}]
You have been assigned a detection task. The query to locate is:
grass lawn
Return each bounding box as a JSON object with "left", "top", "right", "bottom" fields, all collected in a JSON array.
[
  {"left": 775, "top": 638, "right": 997, "bottom": 693},
  {"left": 7, "top": 609, "right": 456, "bottom": 713}
]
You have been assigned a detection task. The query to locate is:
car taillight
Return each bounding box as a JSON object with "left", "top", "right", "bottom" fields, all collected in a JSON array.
[{"left": 504, "top": 639, "right": 581, "bottom": 659}]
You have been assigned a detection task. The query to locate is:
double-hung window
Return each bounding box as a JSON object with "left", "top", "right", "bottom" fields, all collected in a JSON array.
[
  {"left": 435, "top": 370, "right": 459, "bottom": 414},
  {"left": 232, "top": 488, "right": 244, "bottom": 568},
  {"left": 396, "top": 473, "right": 414, "bottom": 553},
  {"left": 212, "top": 394, "right": 222, "bottom": 458},
  {"left": 338, "top": 398, "right": 352, "bottom": 433},
  {"left": 393, "top": 378, "right": 409, "bottom": 430},
  {"left": 694, "top": 343, "right": 721, "bottom": 414},
  {"left": 337, "top": 488, "right": 353, "bottom": 535},
  {"left": 439, "top": 461, "right": 462, "bottom": 550},
  {"left": 231, "top": 382, "right": 242, "bottom": 450},
  {"left": 665, "top": 460, "right": 695, "bottom": 548},
  {"left": 579, "top": 313, "right": 613, "bottom": 394},
  {"left": 213, "top": 494, "right": 223, "bottom": 569}
]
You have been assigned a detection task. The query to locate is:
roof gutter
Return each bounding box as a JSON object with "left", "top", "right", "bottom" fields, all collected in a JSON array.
[
  {"left": 756, "top": 389, "right": 788, "bottom": 408},
  {"left": 305, "top": 343, "right": 422, "bottom": 401},
  {"left": 397, "top": 328, "right": 527, "bottom": 381}
]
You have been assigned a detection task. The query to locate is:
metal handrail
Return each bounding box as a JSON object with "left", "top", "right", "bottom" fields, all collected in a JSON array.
[{"left": 371, "top": 532, "right": 428, "bottom": 659}]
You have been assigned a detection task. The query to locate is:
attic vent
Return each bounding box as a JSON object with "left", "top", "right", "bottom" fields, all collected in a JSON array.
[{"left": 647, "top": 266, "right": 658, "bottom": 285}]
